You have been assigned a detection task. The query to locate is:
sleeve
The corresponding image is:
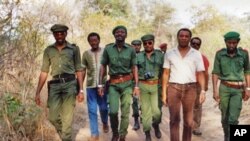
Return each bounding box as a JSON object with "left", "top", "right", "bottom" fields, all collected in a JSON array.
[
  {"left": 41, "top": 49, "right": 50, "bottom": 73},
  {"left": 243, "top": 51, "right": 250, "bottom": 74},
  {"left": 202, "top": 55, "right": 210, "bottom": 71},
  {"left": 74, "top": 46, "right": 84, "bottom": 71},
  {"left": 196, "top": 52, "right": 205, "bottom": 72},
  {"left": 212, "top": 52, "right": 221, "bottom": 75},
  {"left": 131, "top": 49, "right": 137, "bottom": 66},
  {"left": 81, "top": 51, "right": 87, "bottom": 69},
  {"left": 163, "top": 52, "right": 170, "bottom": 69},
  {"left": 101, "top": 47, "right": 109, "bottom": 65}
]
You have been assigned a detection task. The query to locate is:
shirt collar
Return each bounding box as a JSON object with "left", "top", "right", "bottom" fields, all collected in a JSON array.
[{"left": 221, "top": 48, "right": 242, "bottom": 56}]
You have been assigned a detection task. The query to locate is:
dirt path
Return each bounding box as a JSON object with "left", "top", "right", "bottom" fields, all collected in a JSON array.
[{"left": 72, "top": 86, "right": 250, "bottom": 141}]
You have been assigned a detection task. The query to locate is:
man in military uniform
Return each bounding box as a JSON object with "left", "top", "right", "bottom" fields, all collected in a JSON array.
[
  {"left": 212, "top": 31, "right": 250, "bottom": 141},
  {"left": 137, "top": 34, "right": 163, "bottom": 141},
  {"left": 131, "top": 40, "right": 142, "bottom": 54},
  {"left": 98, "top": 25, "right": 139, "bottom": 141},
  {"left": 131, "top": 39, "right": 142, "bottom": 130},
  {"left": 35, "top": 24, "right": 84, "bottom": 141}
]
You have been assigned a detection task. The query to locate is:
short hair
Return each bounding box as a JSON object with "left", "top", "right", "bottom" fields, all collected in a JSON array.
[
  {"left": 177, "top": 28, "right": 192, "bottom": 38},
  {"left": 87, "top": 32, "right": 100, "bottom": 41},
  {"left": 191, "top": 37, "right": 202, "bottom": 45}
]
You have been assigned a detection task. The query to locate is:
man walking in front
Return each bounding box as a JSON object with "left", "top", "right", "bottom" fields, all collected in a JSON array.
[
  {"left": 98, "top": 25, "right": 139, "bottom": 141},
  {"left": 35, "top": 24, "right": 84, "bottom": 141},
  {"left": 82, "top": 32, "right": 109, "bottom": 141},
  {"left": 137, "top": 34, "right": 163, "bottom": 141},
  {"left": 162, "top": 28, "right": 206, "bottom": 141},
  {"left": 212, "top": 31, "right": 250, "bottom": 141}
]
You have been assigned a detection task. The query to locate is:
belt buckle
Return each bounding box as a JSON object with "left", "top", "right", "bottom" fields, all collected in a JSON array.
[{"left": 60, "top": 78, "right": 65, "bottom": 83}]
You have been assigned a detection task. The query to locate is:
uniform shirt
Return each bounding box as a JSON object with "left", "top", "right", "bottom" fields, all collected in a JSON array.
[
  {"left": 163, "top": 47, "right": 205, "bottom": 84},
  {"left": 101, "top": 43, "right": 136, "bottom": 76},
  {"left": 41, "top": 42, "right": 83, "bottom": 76},
  {"left": 136, "top": 50, "right": 164, "bottom": 80},
  {"left": 212, "top": 48, "right": 250, "bottom": 81},
  {"left": 82, "top": 47, "right": 107, "bottom": 88}
]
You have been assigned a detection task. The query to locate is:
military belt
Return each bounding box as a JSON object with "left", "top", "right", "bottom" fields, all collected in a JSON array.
[{"left": 221, "top": 80, "right": 244, "bottom": 89}]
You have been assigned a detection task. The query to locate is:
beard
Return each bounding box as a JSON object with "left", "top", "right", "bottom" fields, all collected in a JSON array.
[{"left": 227, "top": 47, "right": 237, "bottom": 54}]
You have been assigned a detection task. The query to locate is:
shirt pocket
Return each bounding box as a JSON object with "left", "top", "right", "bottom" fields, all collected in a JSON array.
[
  {"left": 235, "top": 57, "right": 244, "bottom": 72},
  {"left": 220, "top": 59, "right": 231, "bottom": 75}
]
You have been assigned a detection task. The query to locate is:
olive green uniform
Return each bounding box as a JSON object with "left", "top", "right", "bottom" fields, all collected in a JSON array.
[
  {"left": 136, "top": 50, "right": 164, "bottom": 132},
  {"left": 212, "top": 47, "right": 250, "bottom": 140},
  {"left": 41, "top": 42, "right": 82, "bottom": 141},
  {"left": 101, "top": 43, "right": 136, "bottom": 137}
]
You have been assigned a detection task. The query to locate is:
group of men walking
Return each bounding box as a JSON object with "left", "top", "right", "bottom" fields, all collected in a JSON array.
[{"left": 35, "top": 24, "right": 250, "bottom": 141}]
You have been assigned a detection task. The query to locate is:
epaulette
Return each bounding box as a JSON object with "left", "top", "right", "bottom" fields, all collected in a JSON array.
[
  {"left": 154, "top": 49, "right": 162, "bottom": 53},
  {"left": 105, "top": 43, "right": 115, "bottom": 48},
  {"left": 239, "top": 47, "right": 249, "bottom": 53},
  {"left": 125, "top": 43, "right": 132, "bottom": 47},
  {"left": 216, "top": 48, "right": 226, "bottom": 53}
]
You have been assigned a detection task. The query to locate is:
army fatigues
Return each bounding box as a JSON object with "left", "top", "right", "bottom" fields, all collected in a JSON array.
[
  {"left": 212, "top": 47, "right": 250, "bottom": 140},
  {"left": 137, "top": 49, "right": 164, "bottom": 132},
  {"left": 41, "top": 42, "right": 82, "bottom": 141},
  {"left": 101, "top": 43, "right": 136, "bottom": 137}
]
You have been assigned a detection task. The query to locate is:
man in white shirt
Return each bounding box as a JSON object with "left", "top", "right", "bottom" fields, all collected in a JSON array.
[{"left": 161, "top": 28, "right": 206, "bottom": 141}]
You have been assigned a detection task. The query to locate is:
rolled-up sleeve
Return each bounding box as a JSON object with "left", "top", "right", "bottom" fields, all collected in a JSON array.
[
  {"left": 74, "top": 46, "right": 83, "bottom": 71},
  {"left": 41, "top": 49, "right": 50, "bottom": 72},
  {"left": 212, "top": 52, "right": 221, "bottom": 75}
]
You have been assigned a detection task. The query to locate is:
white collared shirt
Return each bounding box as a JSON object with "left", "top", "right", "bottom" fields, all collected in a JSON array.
[{"left": 163, "top": 47, "right": 205, "bottom": 84}]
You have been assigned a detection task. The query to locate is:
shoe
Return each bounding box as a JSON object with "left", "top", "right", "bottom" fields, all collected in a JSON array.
[
  {"left": 153, "top": 124, "right": 162, "bottom": 139},
  {"left": 132, "top": 117, "right": 140, "bottom": 130},
  {"left": 193, "top": 128, "right": 202, "bottom": 136},
  {"left": 145, "top": 131, "right": 151, "bottom": 141},
  {"left": 119, "top": 136, "right": 126, "bottom": 141},
  {"left": 103, "top": 123, "right": 109, "bottom": 133},
  {"left": 87, "top": 135, "right": 99, "bottom": 141},
  {"left": 111, "top": 134, "right": 119, "bottom": 141}
]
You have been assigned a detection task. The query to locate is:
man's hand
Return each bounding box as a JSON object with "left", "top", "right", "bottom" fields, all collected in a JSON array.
[
  {"left": 98, "top": 87, "right": 104, "bottom": 97},
  {"left": 161, "top": 95, "right": 168, "bottom": 107},
  {"left": 133, "top": 87, "right": 140, "bottom": 97},
  {"left": 35, "top": 94, "right": 41, "bottom": 106},
  {"left": 77, "top": 93, "right": 84, "bottom": 102},
  {"left": 213, "top": 90, "right": 220, "bottom": 103},
  {"left": 243, "top": 90, "right": 250, "bottom": 101},
  {"left": 199, "top": 91, "right": 206, "bottom": 104}
]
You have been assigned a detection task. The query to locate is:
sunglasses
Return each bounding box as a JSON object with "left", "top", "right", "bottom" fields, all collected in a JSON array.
[
  {"left": 191, "top": 42, "right": 200, "bottom": 46},
  {"left": 143, "top": 41, "right": 153, "bottom": 46}
]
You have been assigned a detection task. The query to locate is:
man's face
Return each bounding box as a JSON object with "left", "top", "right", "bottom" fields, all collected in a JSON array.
[
  {"left": 132, "top": 43, "right": 141, "bottom": 53},
  {"left": 225, "top": 39, "right": 239, "bottom": 54},
  {"left": 88, "top": 36, "right": 100, "bottom": 50},
  {"left": 191, "top": 39, "right": 201, "bottom": 50},
  {"left": 53, "top": 31, "right": 67, "bottom": 45},
  {"left": 177, "top": 30, "right": 191, "bottom": 48},
  {"left": 143, "top": 40, "right": 154, "bottom": 53},
  {"left": 114, "top": 28, "right": 127, "bottom": 42}
]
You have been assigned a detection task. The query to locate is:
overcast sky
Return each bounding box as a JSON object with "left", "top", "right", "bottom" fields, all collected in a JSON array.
[{"left": 165, "top": 0, "right": 250, "bottom": 27}]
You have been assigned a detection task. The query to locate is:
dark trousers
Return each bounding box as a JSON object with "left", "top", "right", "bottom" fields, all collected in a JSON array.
[{"left": 168, "top": 83, "right": 197, "bottom": 141}]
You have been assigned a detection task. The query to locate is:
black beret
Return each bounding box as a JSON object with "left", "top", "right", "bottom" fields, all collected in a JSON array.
[
  {"left": 112, "top": 25, "right": 127, "bottom": 35},
  {"left": 141, "top": 34, "right": 155, "bottom": 41},
  {"left": 131, "top": 40, "right": 142, "bottom": 45},
  {"left": 50, "top": 24, "right": 69, "bottom": 32}
]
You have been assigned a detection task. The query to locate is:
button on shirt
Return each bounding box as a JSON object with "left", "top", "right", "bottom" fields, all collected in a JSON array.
[
  {"left": 41, "top": 42, "right": 83, "bottom": 76},
  {"left": 163, "top": 47, "right": 205, "bottom": 84},
  {"left": 101, "top": 43, "right": 136, "bottom": 75},
  {"left": 212, "top": 48, "right": 250, "bottom": 81},
  {"left": 82, "top": 47, "right": 107, "bottom": 88}
]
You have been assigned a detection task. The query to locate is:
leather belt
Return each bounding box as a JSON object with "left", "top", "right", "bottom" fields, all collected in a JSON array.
[
  {"left": 169, "top": 82, "right": 197, "bottom": 87},
  {"left": 50, "top": 73, "right": 76, "bottom": 84},
  {"left": 221, "top": 80, "right": 244, "bottom": 89},
  {"left": 140, "top": 79, "right": 159, "bottom": 85},
  {"left": 110, "top": 74, "right": 133, "bottom": 84}
]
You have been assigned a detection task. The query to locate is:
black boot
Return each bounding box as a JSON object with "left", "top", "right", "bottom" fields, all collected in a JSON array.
[
  {"left": 111, "top": 134, "right": 119, "bottom": 141},
  {"left": 145, "top": 131, "right": 151, "bottom": 141},
  {"left": 153, "top": 124, "right": 162, "bottom": 139},
  {"left": 133, "top": 117, "right": 140, "bottom": 130}
]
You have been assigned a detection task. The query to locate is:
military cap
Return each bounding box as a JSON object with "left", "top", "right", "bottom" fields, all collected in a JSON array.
[
  {"left": 131, "top": 40, "right": 142, "bottom": 45},
  {"left": 141, "top": 34, "right": 155, "bottom": 41},
  {"left": 50, "top": 24, "right": 69, "bottom": 32},
  {"left": 112, "top": 25, "right": 127, "bottom": 35},
  {"left": 224, "top": 31, "right": 240, "bottom": 41}
]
